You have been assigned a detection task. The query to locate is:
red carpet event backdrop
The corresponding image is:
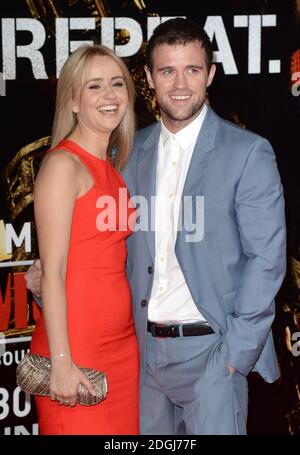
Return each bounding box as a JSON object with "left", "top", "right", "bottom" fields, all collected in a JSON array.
[{"left": 0, "top": 0, "right": 300, "bottom": 435}]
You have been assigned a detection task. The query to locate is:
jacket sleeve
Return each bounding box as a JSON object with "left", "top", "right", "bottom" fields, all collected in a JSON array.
[
  {"left": 33, "top": 295, "right": 43, "bottom": 308},
  {"left": 223, "top": 138, "right": 286, "bottom": 375}
]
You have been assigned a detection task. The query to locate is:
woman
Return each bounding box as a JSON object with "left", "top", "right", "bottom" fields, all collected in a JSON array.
[{"left": 29, "top": 45, "right": 139, "bottom": 434}]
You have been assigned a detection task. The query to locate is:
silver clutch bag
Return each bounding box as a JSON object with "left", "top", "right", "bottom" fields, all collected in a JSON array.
[{"left": 16, "top": 353, "right": 107, "bottom": 406}]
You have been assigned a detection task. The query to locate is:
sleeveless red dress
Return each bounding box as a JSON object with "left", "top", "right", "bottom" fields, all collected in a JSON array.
[{"left": 30, "top": 139, "right": 139, "bottom": 435}]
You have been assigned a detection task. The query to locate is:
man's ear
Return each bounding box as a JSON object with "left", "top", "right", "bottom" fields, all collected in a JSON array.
[
  {"left": 144, "top": 65, "right": 155, "bottom": 89},
  {"left": 207, "top": 63, "right": 216, "bottom": 88}
]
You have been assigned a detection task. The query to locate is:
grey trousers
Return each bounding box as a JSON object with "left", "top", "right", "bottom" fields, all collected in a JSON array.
[{"left": 140, "top": 331, "right": 248, "bottom": 435}]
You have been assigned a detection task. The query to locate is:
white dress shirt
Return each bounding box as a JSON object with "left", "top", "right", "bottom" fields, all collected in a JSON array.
[{"left": 148, "top": 104, "right": 208, "bottom": 323}]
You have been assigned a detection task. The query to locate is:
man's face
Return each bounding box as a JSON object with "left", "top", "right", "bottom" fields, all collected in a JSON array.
[{"left": 145, "top": 41, "right": 216, "bottom": 133}]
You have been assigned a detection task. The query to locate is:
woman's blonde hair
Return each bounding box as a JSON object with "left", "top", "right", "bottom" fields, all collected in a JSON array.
[{"left": 51, "top": 45, "right": 135, "bottom": 170}]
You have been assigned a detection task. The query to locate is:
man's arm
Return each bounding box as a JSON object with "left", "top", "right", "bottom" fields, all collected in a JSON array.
[
  {"left": 224, "top": 138, "right": 286, "bottom": 375},
  {"left": 25, "top": 260, "right": 42, "bottom": 306}
]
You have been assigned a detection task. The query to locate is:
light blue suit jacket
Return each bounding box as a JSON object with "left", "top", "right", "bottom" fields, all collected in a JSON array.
[{"left": 122, "top": 105, "right": 286, "bottom": 384}]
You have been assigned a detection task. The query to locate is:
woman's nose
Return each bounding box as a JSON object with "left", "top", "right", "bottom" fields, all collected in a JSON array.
[{"left": 103, "top": 85, "right": 117, "bottom": 99}]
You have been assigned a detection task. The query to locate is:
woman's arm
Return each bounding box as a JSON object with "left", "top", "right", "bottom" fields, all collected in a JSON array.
[{"left": 34, "top": 151, "right": 95, "bottom": 406}]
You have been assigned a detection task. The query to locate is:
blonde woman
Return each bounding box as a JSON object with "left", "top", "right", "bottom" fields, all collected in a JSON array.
[{"left": 30, "top": 45, "right": 139, "bottom": 434}]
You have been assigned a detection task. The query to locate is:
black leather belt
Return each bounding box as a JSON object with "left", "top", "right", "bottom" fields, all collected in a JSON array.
[{"left": 147, "top": 321, "right": 214, "bottom": 338}]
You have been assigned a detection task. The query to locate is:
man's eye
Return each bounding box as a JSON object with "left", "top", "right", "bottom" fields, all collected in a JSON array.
[
  {"left": 188, "top": 68, "right": 198, "bottom": 74},
  {"left": 163, "top": 69, "right": 173, "bottom": 76}
]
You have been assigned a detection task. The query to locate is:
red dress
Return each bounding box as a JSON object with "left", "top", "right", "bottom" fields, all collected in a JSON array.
[{"left": 30, "top": 139, "right": 139, "bottom": 435}]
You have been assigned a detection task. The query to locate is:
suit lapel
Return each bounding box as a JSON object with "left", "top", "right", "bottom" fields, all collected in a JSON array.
[
  {"left": 181, "top": 106, "right": 219, "bottom": 199},
  {"left": 176, "top": 106, "right": 220, "bottom": 244},
  {"left": 137, "top": 123, "right": 161, "bottom": 260}
]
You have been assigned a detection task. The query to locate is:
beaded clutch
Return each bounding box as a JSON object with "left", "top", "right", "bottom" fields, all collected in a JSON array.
[{"left": 16, "top": 353, "right": 107, "bottom": 406}]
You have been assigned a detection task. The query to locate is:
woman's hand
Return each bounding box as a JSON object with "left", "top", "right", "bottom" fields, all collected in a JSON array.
[{"left": 49, "top": 358, "right": 95, "bottom": 407}]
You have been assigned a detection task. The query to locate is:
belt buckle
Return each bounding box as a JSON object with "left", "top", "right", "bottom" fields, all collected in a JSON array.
[{"left": 170, "top": 325, "right": 177, "bottom": 338}]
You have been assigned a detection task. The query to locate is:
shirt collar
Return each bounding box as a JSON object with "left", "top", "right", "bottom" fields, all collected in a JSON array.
[{"left": 160, "top": 103, "right": 208, "bottom": 150}]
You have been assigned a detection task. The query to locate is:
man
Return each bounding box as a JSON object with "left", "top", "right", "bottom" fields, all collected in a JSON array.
[{"left": 26, "top": 18, "right": 286, "bottom": 435}]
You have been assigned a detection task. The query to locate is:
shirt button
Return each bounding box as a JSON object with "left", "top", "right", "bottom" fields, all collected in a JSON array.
[
  {"left": 159, "top": 286, "right": 165, "bottom": 292},
  {"left": 160, "top": 257, "right": 165, "bottom": 262},
  {"left": 140, "top": 299, "right": 147, "bottom": 307},
  {"left": 147, "top": 266, "right": 153, "bottom": 274},
  {"left": 172, "top": 161, "right": 176, "bottom": 166}
]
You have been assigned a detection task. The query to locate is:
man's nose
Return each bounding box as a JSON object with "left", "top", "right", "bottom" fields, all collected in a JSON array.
[{"left": 173, "top": 72, "right": 187, "bottom": 87}]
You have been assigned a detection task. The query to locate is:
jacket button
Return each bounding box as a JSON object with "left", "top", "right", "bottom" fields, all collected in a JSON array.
[
  {"left": 141, "top": 299, "right": 147, "bottom": 307},
  {"left": 148, "top": 266, "right": 153, "bottom": 274}
]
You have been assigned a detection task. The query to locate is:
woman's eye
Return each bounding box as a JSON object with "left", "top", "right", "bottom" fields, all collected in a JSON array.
[
  {"left": 113, "top": 81, "right": 125, "bottom": 87},
  {"left": 89, "top": 84, "right": 101, "bottom": 90}
]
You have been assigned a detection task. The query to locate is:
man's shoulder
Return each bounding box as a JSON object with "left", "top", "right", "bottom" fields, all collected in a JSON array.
[
  {"left": 135, "top": 122, "right": 158, "bottom": 143},
  {"left": 123, "top": 122, "right": 159, "bottom": 173},
  {"left": 205, "top": 107, "right": 275, "bottom": 165},
  {"left": 216, "top": 112, "right": 268, "bottom": 145},
  {"left": 213, "top": 113, "right": 272, "bottom": 154}
]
